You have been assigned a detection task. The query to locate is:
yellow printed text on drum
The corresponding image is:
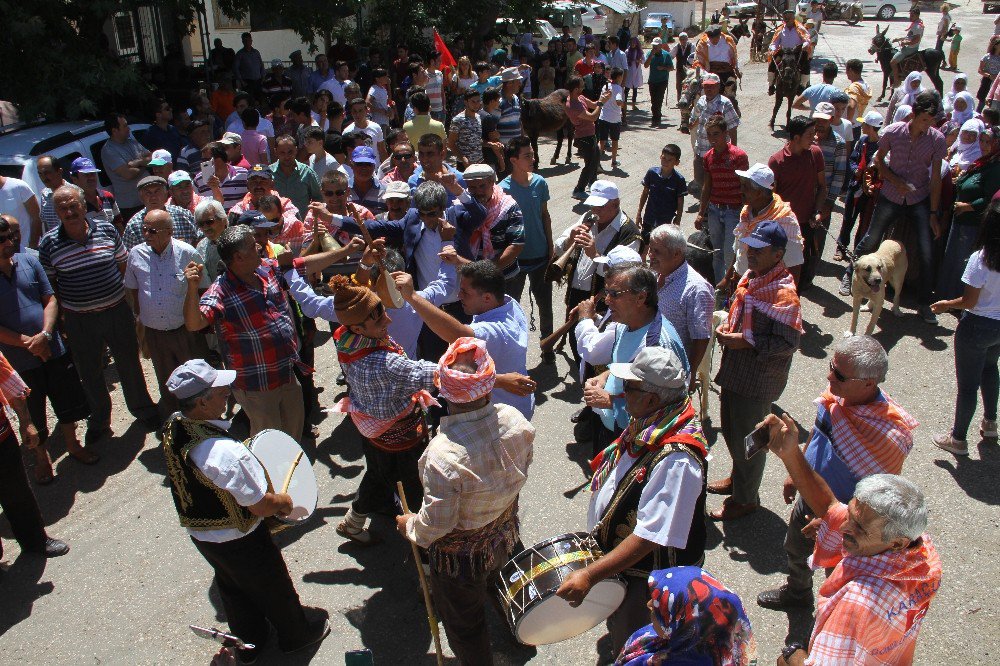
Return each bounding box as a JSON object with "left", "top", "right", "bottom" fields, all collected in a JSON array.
[
  {"left": 246, "top": 429, "right": 318, "bottom": 524},
  {"left": 495, "top": 533, "right": 626, "bottom": 646}
]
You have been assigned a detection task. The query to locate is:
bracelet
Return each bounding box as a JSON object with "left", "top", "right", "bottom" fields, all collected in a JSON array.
[{"left": 358, "top": 261, "right": 375, "bottom": 272}]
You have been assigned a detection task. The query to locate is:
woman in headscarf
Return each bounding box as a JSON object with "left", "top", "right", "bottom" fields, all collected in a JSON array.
[
  {"left": 938, "top": 126, "right": 1000, "bottom": 300},
  {"left": 944, "top": 72, "right": 968, "bottom": 114},
  {"left": 891, "top": 104, "right": 913, "bottom": 125},
  {"left": 886, "top": 71, "right": 925, "bottom": 124},
  {"left": 616, "top": 566, "right": 756, "bottom": 666},
  {"left": 625, "top": 37, "right": 645, "bottom": 110},
  {"left": 949, "top": 118, "right": 985, "bottom": 173},
  {"left": 941, "top": 91, "right": 978, "bottom": 143}
]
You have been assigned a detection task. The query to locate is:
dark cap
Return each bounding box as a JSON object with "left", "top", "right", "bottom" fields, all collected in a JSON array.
[
  {"left": 247, "top": 164, "right": 274, "bottom": 180},
  {"left": 742, "top": 220, "right": 788, "bottom": 250},
  {"left": 137, "top": 175, "right": 168, "bottom": 190},
  {"left": 237, "top": 210, "right": 278, "bottom": 229}
]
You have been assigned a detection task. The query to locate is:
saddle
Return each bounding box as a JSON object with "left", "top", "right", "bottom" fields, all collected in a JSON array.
[{"left": 898, "top": 51, "right": 925, "bottom": 77}]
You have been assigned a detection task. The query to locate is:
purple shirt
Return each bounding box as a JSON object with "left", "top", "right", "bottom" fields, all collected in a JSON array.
[{"left": 878, "top": 121, "right": 946, "bottom": 205}]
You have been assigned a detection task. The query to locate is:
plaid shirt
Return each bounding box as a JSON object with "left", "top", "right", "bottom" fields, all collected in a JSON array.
[
  {"left": 816, "top": 129, "right": 849, "bottom": 201},
  {"left": 405, "top": 403, "right": 534, "bottom": 549},
  {"left": 815, "top": 390, "right": 918, "bottom": 478},
  {"left": 123, "top": 205, "right": 201, "bottom": 250},
  {"left": 808, "top": 503, "right": 942, "bottom": 665},
  {"left": 341, "top": 345, "right": 438, "bottom": 420},
  {"left": 657, "top": 262, "right": 715, "bottom": 351},
  {"left": 690, "top": 94, "right": 740, "bottom": 157},
  {"left": 199, "top": 258, "right": 305, "bottom": 392}
]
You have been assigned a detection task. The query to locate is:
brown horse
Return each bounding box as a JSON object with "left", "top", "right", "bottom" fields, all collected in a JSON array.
[
  {"left": 770, "top": 46, "right": 803, "bottom": 129},
  {"left": 521, "top": 89, "right": 575, "bottom": 167}
]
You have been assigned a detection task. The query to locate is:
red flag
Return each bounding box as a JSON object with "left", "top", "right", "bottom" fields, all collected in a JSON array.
[{"left": 434, "top": 28, "right": 457, "bottom": 75}]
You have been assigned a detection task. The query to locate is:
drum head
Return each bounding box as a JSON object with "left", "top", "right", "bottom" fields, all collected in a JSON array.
[
  {"left": 514, "top": 578, "right": 626, "bottom": 645},
  {"left": 246, "top": 429, "right": 318, "bottom": 523}
]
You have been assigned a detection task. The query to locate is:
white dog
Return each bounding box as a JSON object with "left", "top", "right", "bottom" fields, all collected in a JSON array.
[{"left": 849, "top": 240, "right": 908, "bottom": 335}]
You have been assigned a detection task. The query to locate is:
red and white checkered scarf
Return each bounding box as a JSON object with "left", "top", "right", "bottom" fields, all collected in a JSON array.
[
  {"left": 816, "top": 390, "right": 918, "bottom": 478},
  {"left": 436, "top": 337, "right": 496, "bottom": 404},
  {"left": 469, "top": 185, "right": 518, "bottom": 261},
  {"left": 727, "top": 262, "right": 803, "bottom": 346}
]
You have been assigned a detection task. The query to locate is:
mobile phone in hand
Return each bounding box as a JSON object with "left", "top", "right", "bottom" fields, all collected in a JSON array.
[{"left": 744, "top": 423, "right": 769, "bottom": 460}]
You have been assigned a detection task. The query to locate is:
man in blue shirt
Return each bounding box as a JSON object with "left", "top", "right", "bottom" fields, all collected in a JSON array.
[
  {"left": 0, "top": 215, "right": 92, "bottom": 483},
  {"left": 636, "top": 144, "right": 687, "bottom": 246},
  {"left": 792, "top": 61, "right": 839, "bottom": 113}
]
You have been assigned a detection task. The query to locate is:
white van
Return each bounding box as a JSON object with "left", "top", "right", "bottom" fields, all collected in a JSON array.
[
  {"left": 495, "top": 18, "right": 562, "bottom": 52},
  {"left": 796, "top": 0, "right": 912, "bottom": 19}
]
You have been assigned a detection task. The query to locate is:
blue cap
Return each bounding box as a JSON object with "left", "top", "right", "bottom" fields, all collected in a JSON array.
[
  {"left": 70, "top": 157, "right": 100, "bottom": 175},
  {"left": 351, "top": 146, "right": 378, "bottom": 165},
  {"left": 247, "top": 164, "right": 274, "bottom": 180},
  {"left": 237, "top": 210, "right": 278, "bottom": 229},
  {"left": 742, "top": 221, "right": 788, "bottom": 250}
]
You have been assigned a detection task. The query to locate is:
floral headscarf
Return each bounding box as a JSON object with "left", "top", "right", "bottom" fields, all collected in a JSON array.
[{"left": 616, "top": 567, "right": 756, "bottom": 666}]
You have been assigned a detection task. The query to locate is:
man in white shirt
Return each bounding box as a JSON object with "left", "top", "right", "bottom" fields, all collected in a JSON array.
[
  {"left": 319, "top": 60, "right": 352, "bottom": 107},
  {"left": 124, "top": 209, "right": 210, "bottom": 417},
  {"left": 162, "top": 360, "right": 330, "bottom": 662},
  {"left": 0, "top": 175, "right": 40, "bottom": 252},
  {"left": 556, "top": 346, "right": 707, "bottom": 656}
]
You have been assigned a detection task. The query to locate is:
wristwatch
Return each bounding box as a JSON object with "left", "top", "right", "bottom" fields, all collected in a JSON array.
[
  {"left": 781, "top": 642, "right": 807, "bottom": 661},
  {"left": 41, "top": 331, "right": 53, "bottom": 342}
]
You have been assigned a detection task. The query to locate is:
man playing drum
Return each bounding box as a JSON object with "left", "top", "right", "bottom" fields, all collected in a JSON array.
[
  {"left": 556, "top": 346, "right": 708, "bottom": 656},
  {"left": 768, "top": 10, "right": 812, "bottom": 96},
  {"left": 396, "top": 338, "right": 534, "bottom": 665},
  {"left": 162, "top": 360, "right": 329, "bottom": 662}
]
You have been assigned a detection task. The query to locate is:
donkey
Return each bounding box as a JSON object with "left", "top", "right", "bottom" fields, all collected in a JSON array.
[
  {"left": 521, "top": 89, "right": 575, "bottom": 167},
  {"left": 770, "top": 46, "right": 803, "bottom": 129},
  {"left": 869, "top": 24, "right": 944, "bottom": 101}
]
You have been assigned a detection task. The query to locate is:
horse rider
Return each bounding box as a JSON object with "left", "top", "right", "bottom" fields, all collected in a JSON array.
[
  {"left": 696, "top": 24, "right": 741, "bottom": 106},
  {"left": 891, "top": 7, "right": 925, "bottom": 86},
  {"left": 768, "top": 9, "right": 812, "bottom": 96}
]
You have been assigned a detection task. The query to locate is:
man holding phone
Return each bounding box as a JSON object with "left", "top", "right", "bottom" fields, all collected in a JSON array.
[
  {"left": 757, "top": 335, "right": 917, "bottom": 611},
  {"left": 710, "top": 220, "right": 802, "bottom": 521}
]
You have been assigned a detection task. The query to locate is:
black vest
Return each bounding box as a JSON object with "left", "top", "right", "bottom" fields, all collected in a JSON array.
[
  {"left": 162, "top": 414, "right": 258, "bottom": 533},
  {"left": 594, "top": 442, "right": 707, "bottom": 577}
]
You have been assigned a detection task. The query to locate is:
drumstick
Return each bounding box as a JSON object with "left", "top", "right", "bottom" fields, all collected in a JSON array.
[
  {"left": 397, "top": 481, "right": 444, "bottom": 666},
  {"left": 280, "top": 450, "right": 304, "bottom": 495}
]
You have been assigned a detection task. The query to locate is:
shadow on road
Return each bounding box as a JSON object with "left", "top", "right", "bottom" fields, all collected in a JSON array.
[
  {"left": 933, "top": 441, "right": 1000, "bottom": 506},
  {"left": 0, "top": 553, "right": 51, "bottom": 638}
]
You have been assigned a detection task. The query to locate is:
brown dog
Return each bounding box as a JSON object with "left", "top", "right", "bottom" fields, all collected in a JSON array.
[{"left": 849, "top": 239, "right": 907, "bottom": 335}]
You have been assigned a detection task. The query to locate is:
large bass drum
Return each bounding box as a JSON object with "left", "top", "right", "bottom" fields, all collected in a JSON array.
[
  {"left": 495, "top": 532, "right": 626, "bottom": 646},
  {"left": 246, "top": 429, "right": 317, "bottom": 524}
]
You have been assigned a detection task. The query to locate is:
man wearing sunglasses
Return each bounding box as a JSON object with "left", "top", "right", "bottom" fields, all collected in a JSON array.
[
  {"left": 122, "top": 176, "right": 201, "bottom": 251},
  {"left": 380, "top": 142, "right": 418, "bottom": 186},
  {"left": 125, "top": 209, "right": 210, "bottom": 418},
  {"left": 711, "top": 220, "right": 802, "bottom": 522},
  {"left": 230, "top": 164, "right": 304, "bottom": 254},
  {"left": 757, "top": 334, "right": 917, "bottom": 613},
  {"left": 193, "top": 199, "right": 229, "bottom": 283}
]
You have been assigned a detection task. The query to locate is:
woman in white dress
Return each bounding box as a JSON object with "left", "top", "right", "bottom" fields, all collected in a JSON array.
[{"left": 624, "top": 37, "right": 645, "bottom": 110}]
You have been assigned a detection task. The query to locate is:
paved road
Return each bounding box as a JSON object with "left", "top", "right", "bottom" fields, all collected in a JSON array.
[{"left": 2, "top": 7, "right": 998, "bottom": 664}]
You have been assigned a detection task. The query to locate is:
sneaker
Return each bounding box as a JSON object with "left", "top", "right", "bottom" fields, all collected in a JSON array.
[
  {"left": 981, "top": 419, "right": 998, "bottom": 439},
  {"left": 919, "top": 305, "right": 938, "bottom": 324},
  {"left": 28, "top": 537, "right": 70, "bottom": 558},
  {"left": 757, "top": 584, "right": 813, "bottom": 610},
  {"left": 838, "top": 272, "right": 852, "bottom": 297},
  {"left": 611, "top": 160, "right": 620, "bottom": 169},
  {"left": 768, "top": 84, "right": 776, "bottom": 95},
  {"left": 933, "top": 433, "right": 968, "bottom": 456}
]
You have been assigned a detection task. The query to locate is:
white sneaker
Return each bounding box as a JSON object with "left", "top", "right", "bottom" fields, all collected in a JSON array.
[
  {"left": 981, "top": 419, "right": 998, "bottom": 439},
  {"left": 933, "top": 433, "right": 968, "bottom": 456}
]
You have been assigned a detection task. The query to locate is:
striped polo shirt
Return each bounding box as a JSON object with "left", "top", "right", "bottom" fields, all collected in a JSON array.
[
  {"left": 193, "top": 165, "right": 249, "bottom": 211},
  {"left": 704, "top": 143, "right": 749, "bottom": 207},
  {"left": 498, "top": 96, "right": 522, "bottom": 143},
  {"left": 38, "top": 221, "right": 128, "bottom": 313}
]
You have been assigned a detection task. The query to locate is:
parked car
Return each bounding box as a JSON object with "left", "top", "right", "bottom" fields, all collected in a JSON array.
[
  {"left": 643, "top": 13, "right": 676, "bottom": 40},
  {"left": 580, "top": 4, "right": 609, "bottom": 35},
  {"left": 726, "top": 1, "right": 761, "bottom": 19},
  {"left": 796, "top": 0, "right": 910, "bottom": 19},
  {"left": 546, "top": 1, "right": 584, "bottom": 38},
  {"left": 0, "top": 120, "right": 150, "bottom": 197},
  {"left": 495, "top": 18, "right": 561, "bottom": 52}
]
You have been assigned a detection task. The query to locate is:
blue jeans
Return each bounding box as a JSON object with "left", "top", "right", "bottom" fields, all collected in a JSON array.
[
  {"left": 854, "top": 195, "right": 934, "bottom": 304},
  {"left": 952, "top": 312, "right": 1000, "bottom": 440},
  {"left": 707, "top": 203, "right": 740, "bottom": 284}
]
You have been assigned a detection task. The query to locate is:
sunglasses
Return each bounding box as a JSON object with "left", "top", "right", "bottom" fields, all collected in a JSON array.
[
  {"left": 141, "top": 226, "right": 163, "bottom": 235},
  {"left": 393, "top": 153, "right": 415, "bottom": 160},
  {"left": 323, "top": 189, "right": 348, "bottom": 197},
  {"left": 605, "top": 288, "right": 636, "bottom": 298},
  {"left": 197, "top": 218, "right": 219, "bottom": 228},
  {"left": 829, "top": 360, "right": 864, "bottom": 382},
  {"left": 622, "top": 382, "right": 651, "bottom": 395}
]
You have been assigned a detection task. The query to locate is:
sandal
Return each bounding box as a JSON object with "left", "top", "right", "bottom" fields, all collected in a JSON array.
[
  {"left": 66, "top": 443, "right": 100, "bottom": 465},
  {"left": 335, "top": 520, "right": 382, "bottom": 546}
]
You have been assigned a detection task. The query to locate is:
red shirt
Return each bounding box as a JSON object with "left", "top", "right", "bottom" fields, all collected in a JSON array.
[
  {"left": 575, "top": 59, "right": 597, "bottom": 76},
  {"left": 768, "top": 144, "right": 825, "bottom": 225},
  {"left": 704, "top": 143, "right": 750, "bottom": 207}
]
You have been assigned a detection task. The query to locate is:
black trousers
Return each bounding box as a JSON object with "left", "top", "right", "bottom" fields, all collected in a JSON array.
[
  {"left": 0, "top": 429, "right": 48, "bottom": 559},
  {"left": 430, "top": 560, "right": 506, "bottom": 666},
  {"left": 591, "top": 414, "right": 617, "bottom": 459},
  {"left": 574, "top": 135, "right": 601, "bottom": 194},
  {"left": 191, "top": 523, "right": 311, "bottom": 651},
  {"left": 648, "top": 80, "right": 669, "bottom": 123},
  {"left": 507, "top": 260, "right": 554, "bottom": 340},
  {"left": 352, "top": 438, "right": 426, "bottom": 516}
]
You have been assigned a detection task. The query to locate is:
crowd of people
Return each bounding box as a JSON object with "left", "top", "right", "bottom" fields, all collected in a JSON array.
[{"left": 0, "top": 6, "right": 998, "bottom": 664}]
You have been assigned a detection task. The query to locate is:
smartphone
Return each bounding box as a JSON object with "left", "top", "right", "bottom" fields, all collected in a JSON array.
[
  {"left": 345, "top": 649, "right": 374, "bottom": 665},
  {"left": 744, "top": 424, "right": 770, "bottom": 460},
  {"left": 200, "top": 159, "right": 215, "bottom": 183}
]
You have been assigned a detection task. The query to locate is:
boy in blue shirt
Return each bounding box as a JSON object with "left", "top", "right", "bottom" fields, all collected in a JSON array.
[{"left": 636, "top": 144, "right": 687, "bottom": 252}]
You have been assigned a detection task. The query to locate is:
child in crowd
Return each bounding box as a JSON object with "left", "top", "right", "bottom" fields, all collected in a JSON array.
[
  {"left": 636, "top": 144, "right": 687, "bottom": 253},
  {"left": 538, "top": 55, "right": 556, "bottom": 97},
  {"left": 365, "top": 68, "right": 395, "bottom": 130},
  {"left": 597, "top": 67, "right": 626, "bottom": 170},
  {"left": 947, "top": 25, "right": 962, "bottom": 71},
  {"left": 238, "top": 108, "right": 270, "bottom": 166}
]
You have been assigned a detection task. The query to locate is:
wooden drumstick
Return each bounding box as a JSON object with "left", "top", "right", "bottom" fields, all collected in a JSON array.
[
  {"left": 397, "top": 481, "right": 444, "bottom": 666},
  {"left": 280, "top": 450, "right": 304, "bottom": 495}
]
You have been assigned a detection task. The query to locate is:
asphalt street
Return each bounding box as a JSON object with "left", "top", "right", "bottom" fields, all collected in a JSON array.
[{"left": 1, "top": 5, "right": 998, "bottom": 664}]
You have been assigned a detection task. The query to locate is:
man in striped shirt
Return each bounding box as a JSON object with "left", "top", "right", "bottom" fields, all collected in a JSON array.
[
  {"left": 758, "top": 335, "right": 917, "bottom": 612},
  {"left": 122, "top": 176, "right": 201, "bottom": 250},
  {"left": 38, "top": 185, "right": 161, "bottom": 444},
  {"left": 193, "top": 142, "right": 250, "bottom": 212}
]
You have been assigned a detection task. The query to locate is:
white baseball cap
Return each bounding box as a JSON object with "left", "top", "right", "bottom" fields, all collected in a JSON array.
[
  {"left": 381, "top": 180, "right": 411, "bottom": 200},
  {"left": 593, "top": 245, "right": 643, "bottom": 266},
  {"left": 584, "top": 180, "right": 619, "bottom": 207},
  {"left": 813, "top": 101, "right": 835, "bottom": 120},
  {"left": 651, "top": 37, "right": 663, "bottom": 46},
  {"left": 609, "top": 346, "right": 688, "bottom": 390},
  {"left": 149, "top": 149, "right": 172, "bottom": 166},
  {"left": 859, "top": 110, "right": 884, "bottom": 128},
  {"left": 735, "top": 163, "right": 775, "bottom": 190},
  {"left": 166, "top": 360, "right": 236, "bottom": 399}
]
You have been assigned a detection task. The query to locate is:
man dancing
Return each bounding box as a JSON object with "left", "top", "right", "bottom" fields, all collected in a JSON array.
[{"left": 397, "top": 338, "right": 534, "bottom": 665}]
